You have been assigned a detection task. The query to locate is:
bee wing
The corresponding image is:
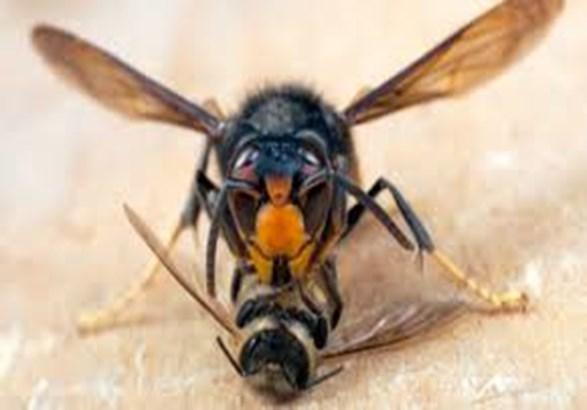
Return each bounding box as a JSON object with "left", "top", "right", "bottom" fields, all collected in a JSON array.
[
  {"left": 322, "top": 213, "right": 468, "bottom": 360},
  {"left": 344, "top": 0, "right": 563, "bottom": 125},
  {"left": 123, "top": 204, "right": 237, "bottom": 336},
  {"left": 32, "top": 24, "right": 221, "bottom": 136},
  {"left": 322, "top": 301, "right": 465, "bottom": 360}
]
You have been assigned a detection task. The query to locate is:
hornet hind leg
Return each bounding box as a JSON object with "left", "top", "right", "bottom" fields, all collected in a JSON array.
[
  {"left": 77, "top": 99, "right": 222, "bottom": 334},
  {"left": 342, "top": 176, "right": 527, "bottom": 312}
]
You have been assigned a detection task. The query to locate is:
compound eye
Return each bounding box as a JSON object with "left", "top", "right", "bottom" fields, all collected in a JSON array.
[
  {"left": 234, "top": 146, "right": 260, "bottom": 169},
  {"left": 298, "top": 147, "right": 321, "bottom": 167},
  {"left": 232, "top": 146, "right": 260, "bottom": 181}
]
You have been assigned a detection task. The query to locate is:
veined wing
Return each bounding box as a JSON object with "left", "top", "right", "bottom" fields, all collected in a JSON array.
[
  {"left": 32, "top": 24, "right": 221, "bottom": 136},
  {"left": 344, "top": 0, "right": 564, "bottom": 125}
]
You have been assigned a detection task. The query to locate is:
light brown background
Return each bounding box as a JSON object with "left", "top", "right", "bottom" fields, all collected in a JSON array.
[{"left": 1, "top": 0, "right": 586, "bottom": 408}]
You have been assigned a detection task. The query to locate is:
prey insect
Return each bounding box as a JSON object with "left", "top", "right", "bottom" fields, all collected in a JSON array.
[
  {"left": 124, "top": 204, "right": 465, "bottom": 392},
  {"left": 31, "top": 0, "right": 563, "bottom": 338}
]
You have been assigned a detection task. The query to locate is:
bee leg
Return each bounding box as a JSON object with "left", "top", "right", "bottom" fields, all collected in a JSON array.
[
  {"left": 350, "top": 177, "right": 527, "bottom": 311},
  {"left": 319, "top": 259, "right": 343, "bottom": 329},
  {"left": 305, "top": 366, "right": 344, "bottom": 390},
  {"left": 77, "top": 139, "right": 214, "bottom": 334}
]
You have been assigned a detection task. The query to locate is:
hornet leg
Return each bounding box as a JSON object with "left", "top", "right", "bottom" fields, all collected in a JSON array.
[
  {"left": 77, "top": 102, "right": 220, "bottom": 334},
  {"left": 344, "top": 176, "right": 527, "bottom": 311},
  {"left": 318, "top": 259, "right": 343, "bottom": 329}
]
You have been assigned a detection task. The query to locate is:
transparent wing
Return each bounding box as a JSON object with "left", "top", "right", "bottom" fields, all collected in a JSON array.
[
  {"left": 344, "top": 0, "right": 564, "bottom": 125},
  {"left": 123, "top": 204, "right": 237, "bottom": 335},
  {"left": 32, "top": 24, "right": 221, "bottom": 136},
  {"left": 322, "top": 301, "right": 465, "bottom": 359},
  {"left": 322, "top": 213, "right": 469, "bottom": 359}
]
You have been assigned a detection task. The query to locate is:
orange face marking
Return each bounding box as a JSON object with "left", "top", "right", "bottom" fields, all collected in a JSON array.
[{"left": 265, "top": 176, "right": 292, "bottom": 207}]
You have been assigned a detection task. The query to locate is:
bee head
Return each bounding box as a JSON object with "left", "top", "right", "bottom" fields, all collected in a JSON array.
[
  {"left": 233, "top": 295, "right": 328, "bottom": 392},
  {"left": 239, "top": 327, "right": 311, "bottom": 391}
]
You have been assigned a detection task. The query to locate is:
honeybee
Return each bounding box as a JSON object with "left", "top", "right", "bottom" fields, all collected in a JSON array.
[
  {"left": 31, "top": 0, "right": 563, "bottom": 335},
  {"left": 124, "top": 204, "right": 465, "bottom": 393}
]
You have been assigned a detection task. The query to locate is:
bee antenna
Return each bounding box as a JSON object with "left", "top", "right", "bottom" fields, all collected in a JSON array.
[
  {"left": 305, "top": 366, "right": 344, "bottom": 390},
  {"left": 216, "top": 336, "right": 244, "bottom": 377}
]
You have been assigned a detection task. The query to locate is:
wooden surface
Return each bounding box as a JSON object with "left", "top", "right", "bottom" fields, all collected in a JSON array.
[{"left": 1, "top": 1, "right": 585, "bottom": 408}]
